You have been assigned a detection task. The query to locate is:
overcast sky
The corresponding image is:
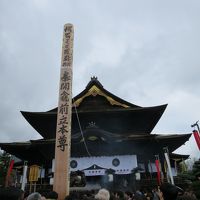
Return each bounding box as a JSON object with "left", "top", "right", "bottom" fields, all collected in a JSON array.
[{"left": 0, "top": 0, "right": 200, "bottom": 159}]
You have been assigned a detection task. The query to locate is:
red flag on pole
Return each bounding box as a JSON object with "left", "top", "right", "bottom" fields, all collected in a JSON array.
[
  {"left": 7, "top": 160, "right": 14, "bottom": 177},
  {"left": 5, "top": 159, "right": 14, "bottom": 187},
  {"left": 155, "top": 158, "right": 161, "bottom": 185},
  {"left": 193, "top": 130, "right": 200, "bottom": 150}
]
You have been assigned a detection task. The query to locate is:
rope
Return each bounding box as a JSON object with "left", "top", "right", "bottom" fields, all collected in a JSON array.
[{"left": 72, "top": 98, "right": 92, "bottom": 157}]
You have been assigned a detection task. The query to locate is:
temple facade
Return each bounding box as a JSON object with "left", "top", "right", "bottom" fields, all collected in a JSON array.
[{"left": 0, "top": 77, "right": 191, "bottom": 190}]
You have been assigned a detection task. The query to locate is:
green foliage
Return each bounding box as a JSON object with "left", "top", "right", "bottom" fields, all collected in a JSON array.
[
  {"left": 178, "top": 170, "right": 196, "bottom": 181},
  {"left": 0, "top": 152, "right": 11, "bottom": 186},
  {"left": 192, "top": 159, "right": 200, "bottom": 178},
  {"left": 179, "top": 161, "right": 188, "bottom": 172},
  {"left": 192, "top": 159, "right": 200, "bottom": 199},
  {"left": 192, "top": 181, "right": 200, "bottom": 199},
  {"left": 178, "top": 159, "right": 200, "bottom": 199}
]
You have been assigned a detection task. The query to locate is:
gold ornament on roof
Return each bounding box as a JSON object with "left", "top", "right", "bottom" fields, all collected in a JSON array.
[{"left": 73, "top": 85, "right": 129, "bottom": 108}]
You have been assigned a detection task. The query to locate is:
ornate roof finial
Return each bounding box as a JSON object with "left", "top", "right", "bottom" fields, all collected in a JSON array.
[
  {"left": 87, "top": 121, "right": 98, "bottom": 129},
  {"left": 91, "top": 76, "right": 98, "bottom": 81},
  {"left": 86, "top": 76, "right": 103, "bottom": 89}
]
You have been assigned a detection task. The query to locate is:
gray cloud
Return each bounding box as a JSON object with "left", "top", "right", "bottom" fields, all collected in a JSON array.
[{"left": 0, "top": 0, "right": 200, "bottom": 158}]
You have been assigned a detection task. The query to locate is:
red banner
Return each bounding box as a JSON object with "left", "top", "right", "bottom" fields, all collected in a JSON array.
[
  {"left": 7, "top": 159, "right": 14, "bottom": 177},
  {"left": 5, "top": 159, "right": 14, "bottom": 187},
  {"left": 155, "top": 159, "right": 161, "bottom": 185},
  {"left": 193, "top": 130, "right": 200, "bottom": 150}
]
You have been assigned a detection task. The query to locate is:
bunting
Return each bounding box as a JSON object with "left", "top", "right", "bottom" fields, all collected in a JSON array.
[
  {"left": 193, "top": 130, "right": 200, "bottom": 150},
  {"left": 7, "top": 159, "right": 14, "bottom": 177},
  {"left": 5, "top": 159, "right": 14, "bottom": 186},
  {"left": 155, "top": 156, "right": 161, "bottom": 185}
]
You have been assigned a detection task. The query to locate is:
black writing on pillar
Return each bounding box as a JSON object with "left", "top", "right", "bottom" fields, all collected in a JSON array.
[
  {"left": 63, "top": 54, "right": 70, "bottom": 61},
  {"left": 58, "top": 115, "right": 68, "bottom": 125},
  {"left": 61, "top": 71, "right": 71, "bottom": 82},
  {"left": 64, "top": 50, "right": 70, "bottom": 56},
  {"left": 58, "top": 124, "right": 68, "bottom": 135},
  {"left": 60, "top": 91, "right": 69, "bottom": 102},
  {"left": 64, "top": 25, "right": 72, "bottom": 33},
  {"left": 57, "top": 135, "right": 68, "bottom": 151},
  {"left": 59, "top": 103, "right": 69, "bottom": 115},
  {"left": 57, "top": 77, "right": 71, "bottom": 151},
  {"left": 62, "top": 26, "right": 73, "bottom": 67},
  {"left": 60, "top": 82, "right": 70, "bottom": 90},
  {"left": 56, "top": 25, "right": 73, "bottom": 152},
  {"left": 57, "top": 114, "right": 69, "bottom": 151}
]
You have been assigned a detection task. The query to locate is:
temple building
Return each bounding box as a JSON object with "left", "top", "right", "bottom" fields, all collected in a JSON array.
[{"left": 0, "top": 77, "right": 191, "bottom": 190}]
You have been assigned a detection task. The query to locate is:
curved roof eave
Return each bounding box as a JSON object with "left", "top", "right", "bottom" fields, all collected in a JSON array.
[
  {"left": 20, "top": 104, "right": 167, "bottom": 138},
  {"left": 0, "top": 133, "right": 192, "bottom": 160}
]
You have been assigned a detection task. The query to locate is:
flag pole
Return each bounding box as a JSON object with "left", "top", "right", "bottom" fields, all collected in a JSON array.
[
  {"left": 53, "top": 24, "right": 74, "bottom": 200},
  {"left": 5, "top": 155, "right": 14, "bottom": 187},
  {"left": 21, "top": 161, "right": 28, "bottom": 191},
  {"left": 163, "top": 147, "right": 174, "bottom": 185},
  {"left": 191, "top": 121, "right": 200, "bottom": 151},
  {"left": 191, "top": 120, "right": 200, "bottom": 134}
]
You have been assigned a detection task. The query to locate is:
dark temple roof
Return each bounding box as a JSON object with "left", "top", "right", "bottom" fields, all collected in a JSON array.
[
  {"left": 0, "top": 131, "right": 191, "bottom": 164},
  {"left": 21, "top": 77, "right": 167, "bottom": 139},
  {"left": 0, "top": 77, "right": 191, "bottom": 165}
]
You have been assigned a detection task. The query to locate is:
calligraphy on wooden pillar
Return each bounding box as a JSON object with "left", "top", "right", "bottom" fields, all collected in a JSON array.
[{"left": 56, "top": 24, "right": 73, "bottom": 152}]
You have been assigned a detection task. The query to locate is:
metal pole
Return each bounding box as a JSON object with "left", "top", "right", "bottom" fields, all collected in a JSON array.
[
  {"left": 163, "top": 147, "right": 174, "bottom": 185},
  {"left": 21, "top": 161, "right": 28, "bottom": 191},
  {"left": 191, "top": 121, "right": 200, "bottom": 134}
]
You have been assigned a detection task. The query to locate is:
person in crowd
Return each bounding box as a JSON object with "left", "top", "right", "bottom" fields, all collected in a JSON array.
[
  {"left": 109, "top": 191, "right": 116, "bottom": 200},
  {"left": 183, "top": 190, "right": 197, "bottom": 200},
  {"left": 37, "top": 189, "right": 48, "bottom": 200},
  {"left": 159, "top": 183, "right": 178, "bottom": 200},
  {"left": 152, "top": 187, "right": 160, "bottom": 200},
  {"left": 177, "top": 193, "right": 197, "bottom": 200},
  {"left": 46, "top": 191, "right": 58, "bottom": 200},
  {"left": 27, "top": 192, "right": 42, "bottom": 200},
  {"left": 0, "top": 187, "right": 24, "bottom": 200},
  {"left": 64, "top": 194, "right": 74, "bottom": 200},
  {"left": 95, "top": 188, "right": 110, "bottom": 200},
  {"left": 124, "top": 191, "right": 133, "bottom": 200},
  {"left": 113, "top": 190, "right": 124, "bottom": 199},
  {"left": 135, "top": 189, "right": 147, "bottom": 200},
  {"left": 145, "top": 191, "right": 153, "bottom": 200}
]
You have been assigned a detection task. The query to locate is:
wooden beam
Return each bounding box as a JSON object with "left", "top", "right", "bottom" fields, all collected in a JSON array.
[{"left": 53, "top": 23, "right": 74, "bottom": 200}]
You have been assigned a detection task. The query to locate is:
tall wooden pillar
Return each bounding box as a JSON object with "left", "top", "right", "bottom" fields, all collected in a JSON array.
[{"left": 53, "top": 23, "right": 74, "bottom": 200}]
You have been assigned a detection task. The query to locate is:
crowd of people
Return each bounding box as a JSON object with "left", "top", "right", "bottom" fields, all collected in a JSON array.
[
  {"left": 0, "top": 182, "right": 198, "bottom": 200},
  {"left": 64, "top": 183, "right": 198, "bottom": 200}
]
